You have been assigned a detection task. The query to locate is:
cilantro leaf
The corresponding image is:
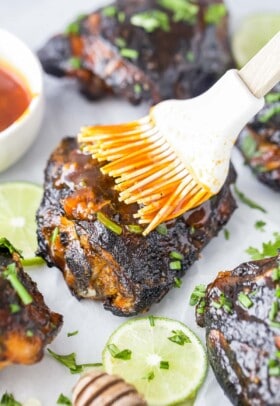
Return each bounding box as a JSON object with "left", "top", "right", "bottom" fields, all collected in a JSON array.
[
  {"left": 57, "top": 394, "right": 72, "bottom": 405},
  {"left": 234, "top": 185, "right": 266, "bottom": 213},
  {"left": 47, "top": 348, "right": 102, "bottom": 374},
  {"left": 246, "top": 233, "right": 280, "bottom": 260},
  {"left": 0, "top": 393, "right": 22, "bottom": 406}
]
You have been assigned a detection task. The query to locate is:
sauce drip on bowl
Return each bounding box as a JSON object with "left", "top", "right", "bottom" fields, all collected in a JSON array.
[{"left": 0, "top": 63, "right": 31, "bottom": 132}]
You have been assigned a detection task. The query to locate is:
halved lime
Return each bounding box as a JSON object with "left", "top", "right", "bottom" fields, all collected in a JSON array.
[
  {"left": 103, "top": 316, "right": 207, "bottom": 405},
  {"left": 232, "top": 13, "right": 280, "bottom": 67},
  {"left": 0, "top": 182, "right": 43, "bottom": 262}
]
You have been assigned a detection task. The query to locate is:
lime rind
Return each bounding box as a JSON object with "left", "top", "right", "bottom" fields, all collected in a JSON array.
[
  {"left": 103, "top": 316, "right": 207, "bottom": 406},
  {"left": 232, "top": 13, "right": 280, "bottom": 68}
]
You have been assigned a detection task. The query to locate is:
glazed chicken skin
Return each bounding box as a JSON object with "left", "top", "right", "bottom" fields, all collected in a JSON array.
[
  {"left": 196, "top": 255, "right": 280, "bottom": 405},
  {"left": 36, "top": 137, "right": 236, "bottom": 316},
  {"left": 38, "top": 0, "right": 233, "bottom": 105},
  {"left": 238, "top": 83, "right": 280, "bottom": 191},
  {"left": 0, "top": 239, "right": 62, "bottom": 369}
]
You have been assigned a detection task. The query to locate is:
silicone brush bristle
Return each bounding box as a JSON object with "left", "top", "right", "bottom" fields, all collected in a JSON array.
[{"left": 79, "top": 116, "right": 211, "bottom": 235}]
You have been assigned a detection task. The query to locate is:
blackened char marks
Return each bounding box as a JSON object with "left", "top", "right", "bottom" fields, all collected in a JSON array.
[
  {"left": 0, "top": 243, "right": 62, "bottom": 369},
  {"left": 37, "top": 137, "right": 236, "bottom": 316},
  {"left": 38, "top": 0, "right": 233, "bottom": 104},
  {"left": 197, "top": 255, "right": 280, "bottom": 405}
]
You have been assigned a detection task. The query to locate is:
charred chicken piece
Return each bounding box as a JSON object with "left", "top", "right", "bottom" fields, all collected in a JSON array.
[
  {"left": 38, "top": 0, "right": 233, "bottom": 105},
  {"left": 36, "top": 137, "right": 236, "bottom": 316},
  {"left": 238, "top": 83, "right": 280, "bottom": 191},
  {"left": 0, "top": 238, "right": 62, "bottom": 369},
  {"left": 196, "top": 255, "right": 280, "bottom": 405}
]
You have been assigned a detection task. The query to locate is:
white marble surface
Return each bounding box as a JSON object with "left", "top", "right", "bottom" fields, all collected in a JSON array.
[{"left": 0, "top": 1, "right": 280, "bottom": 405}]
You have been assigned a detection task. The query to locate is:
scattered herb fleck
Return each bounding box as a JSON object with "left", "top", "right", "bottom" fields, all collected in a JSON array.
[
  {"left": 9, "top": 303, "right": 20, "bottom": 314},
  {"left": 160, "top": 360, "right": 169, "bottom": 369},
  {"left": 204, "top": 4, "right": 226, "bottom": 25},
  {"left": 120, "top": 48, "right": 139, "bottom": 60},
  {"left": 3, "top": 263, "right": 33, "bottom": 305},
  {"left": 174, "top": 277, "right": 182, "bottom": 288},
  {"left": 168, "top": 329, "right": 191, "bottom": 345},
  {"left": 97, "top": 212, "right": 122, "bottom": 235},
  {"left": 47, "top": 348, "right": 102, "bottom": 374},
  {"left": 156, "top": 223, "right": 168, "bottom": 235},
  {"left": 269, "top": 301, "right": 279, "bottom": 321},
  {"left": 158, "top": 0, "right": 199, "bottom": 23},
  {"left": 149, "top": 315, "right": 155, "bottom": 327},
  {"left": 272, "top": 266, "right": 280, "bottom": 282},
  {"left": 131, "top": 10, "right": 170, "bottom": 32},
  {"left": 118, "top": 11, "right": 126, "bottom": 23},
  {"left": 255, "top": 220, "right": 266, "bottom": 232},
  {"left": 186, "top": 51, "right": 195, "bottom": 62},
  {"left": 190, "top": 225, "right": 196, "bottom": 235},
  {"left": 0, "top": 237, "right": 22, "bottom": 257},
  {"left": 115, "top": 37, "right": 126, "bottom": 48},
  {"left": 268, "top": 357, "right": 280, "bottom": 376},
  {"left": 259, "top": 105, "right": 280, "bottom": 123},
  {"left": 67, "top": 330, "right": 79, "bottom": 337},
  {"left": 133, "top": 83, "right": 142, "bottom": 95},
  {"left": 224, "top": 229, "right": 230, "bottom": 240},
  {"left": 107, "top": 344, "right": 132, "bottom": 360},
  {"left": 234, "top": 185, "right": 266, "bottom": 213},
  {"left": 265, "top": 92, "right": 280, "bottom": 103},
  {"left": 102, "top": 6, "right": 117, "bottom": 18},
  {"left": 212, "top": 293, "right": 233, "bottom": 313},
  {"left": 51, "top": 227, "right": 59, "bottom": 244},
  {"left": 126, "top": 224, "right": 142, "bottom": 234},
  {"left": 57, "top": 394, "right": 72, "bottom": 405},
  {"left": 241, "top": 135, "right": 258, "bottom": 159},
  {"left": 238, "top": 292, "right": 253, "bottom": 309},
  {"left": 26, "top": 329, "right": 33, "bottom": 337},
  {"left": 246, "top": 232, "right": 280, "bottom": 260},
  {"left": 0, "top": 393, "right": 22, "bottom": 406},
  {"left": 69, "top": 56, "right": 82, "bottom": 69},
  {"left": 144, "top": 371, "right": 155, "bottom": 381},
  {"left": 169, "top": 251, "right": 184, "bottom": 260},
  {"left": 169, "top": 261, "right": 182, "bottom": 270},
  {"left": 189, "top": 285, "right": 206, "bottom": 306}
]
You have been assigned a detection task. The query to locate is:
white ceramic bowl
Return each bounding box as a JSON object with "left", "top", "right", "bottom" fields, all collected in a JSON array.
[{"left": 0, "top": 29, "right": 44, "bottom": 172}]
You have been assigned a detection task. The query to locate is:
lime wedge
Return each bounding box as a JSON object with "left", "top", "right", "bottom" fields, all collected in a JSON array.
[
  {"left": 0, "top": 182, "right": 43, "bottom": 261},
  {"left": 103, "top": 316, "right": 207, "bottom": 405},
  {"left": 232, "top": 13, "right": 280, "bottom": 67}
]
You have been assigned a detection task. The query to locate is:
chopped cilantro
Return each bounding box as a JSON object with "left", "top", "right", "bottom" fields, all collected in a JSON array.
[
  {"left": 120, "top": 48, "right": 139, "bottom": 60},
  {"left": 156, "top": 223, "right": 168, "bottom": 235},
  {"left": 47, "top": 348, "right": 101, "bottom": 374},
  {"left": 102, "top": 6, "right": 117, "bottom": 18},
  {"left": 169, "top": 251, "right": 184, "bottom": 260},
  {"left": 238, "top": 292, "right": 253, "bottom": 309},
  {"left": 240, "top": 134, "right": 258, "bottom": 159},
  {"left": 51, "top": 227, "right": 60, "bottom": 244},
  {"left": 0, "top": 393, "right": 22, "bottom": 406},
  {"left": 69, "top": 57, "right": 82, "bottom": 69},
  {"left": 224, "top": 229, "right": 230, "bottom": 240},
  {"left": 57, "top": 394, "right": 72, "bottom": 405},
  {"left": 0, "top": 237, "right": 22, "bottom": 257},
  {"left": 234, "top": 185, "right": 266, "bottom": 213},
  {"left": 265, "top": 92, "right": 280, "bottom": 103},
  {"left": 255, "top": 220, "right": 266, "bottom": 232},
  {"left": 189, "top": 284, "right": 206, "bottom": 306},
  {"left": 212, "top": 293, "right": 233, "bottom": 313},
  {"left": 65, "top": 14, "right": 86, "bottom": 35},
  {"left": 169, "top": 260, "right": 182, "bottom": 270},
  {"left": 168, "top": 329, "right": 191, "bottom": 345},
  {"left": 9, "top": 303, "right": 20, "bottom": 314},
  {"left": 149, "top": 315, "right": 155, "bottom": 327},
  {"left": 126, "top": 224, "right": 142, "bottom": 234},
  {"left": 186, "top": 51, "right": 195, "bottom": 62},
  {"left": 115, "top": 37, "right": 126, "bottom": 48},
  {"left": 158, "top": 0, "right": 199, "bottom": 23},
  {"left": 133, "top": 83, "right": 142, "bottom": 95},
  {"left": 173, "top": 277, "right": 182, "bottom": 288},
  {"left": 259, "top": 105, "right": 280, "bottom": 123},
  {"left": 131, "top": 10, "right": 170, "bottom": 32},
  {"left": 97, "top": 212, "right": 122, "bottom": 235},
  {"left": 204, "top": 4, "right": 227, "bottom": 25},
  {"left": 26, "top": 329, "right": 34, "bottom": 337},
  {"left": 107, "top": 344, "right": 132, "bottom": 360},
  {"left": 118, "top": 11, "right": 126, "bottom": 23},
  {"left": 246, "top": 232, "right": 280, "bottom": 260},
  {"left": 160, "top": 360, "right": 169, "bottom": 369},
  {"left": 144, "top": 371, "right": 155, "bottom": 381},
  {"left": 3, "top": 263, "right": 33, "bottom": 305},
  {"left": 67, "top": 330, "right": 78, "bottom": 337}
]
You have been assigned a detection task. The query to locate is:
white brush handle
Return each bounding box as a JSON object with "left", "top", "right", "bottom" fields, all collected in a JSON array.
[{"left": 239, "top": 31, "right": 280, "bottom": 98}]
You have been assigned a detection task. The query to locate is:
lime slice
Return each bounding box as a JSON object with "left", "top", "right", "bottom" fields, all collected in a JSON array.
[
  {"left": 232, "top": 13, "right": 280, "bottom": 67},
  {"left": 103, "top": 316, "right": 207, "bottom": 405},
  {"left": 0, "top": 182, "right": 43, "bottom": 261}
]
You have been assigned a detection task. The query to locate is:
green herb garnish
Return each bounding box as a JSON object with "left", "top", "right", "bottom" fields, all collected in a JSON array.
[
  {"left": 265, "top": 92, "right": 280, "bottom": 103},
  {"left": 160, "top": 360, "right": 169, "bottom": 369},
  {"left": 272, "top": 266, "right": 280, "bottom": 282},
  {"left": 9, "top": 303, "right": 20, "bottom": 314},
  {"left": 168, "top": 329, "right": 191, "bottom": 346},
  {"left": 246, "top": 232, "right": 280, "bottom": 260},
  {"left": 3, "top": 263, "right": 33, "bottom": 305},
  {"left": 224, "top": 229, "right": 230, "bottom": 240},
  {"left": 169, "top": 251, "right": 184, "bottom": 260},
  {"left": 47, "top": 348, "right": 102, "bottom": 374},
  {"left": 204, "top": 4, "right": 226, "bottom": 25},
  {"left": 0, "top": 393, "right": 22, "bottom": 406},
  {"left": 126, "top": 224, "right": 142, "bottom": 234},
  {"left": 270, "top": 321, "right": 280, "bottom": 328},
  {"left": 268, "top": 358, "right": 280, "bottom": 376},
  {"left": 107, "top": 344, "right": 132, "bottom": 360},
  {"left": 186, "top": 51, "right": 195, "bottom": 62},
  {"left": 115, "top": 37, "right": 126, "bottom": 48},
  {"left": 120, "top": 48, "right": 139, "bottom": 60},
  {"left": 51, "top": 227, "right": 60, "bottom": 244},
  {"left": 212, "top": 293, "right": 233, "bottom": 313},
  {"left": 69, "top": 57, "right": 82, "bottom": 69},
  {"left": 158, "top": 0, "right": 199, "bottom": 23},
  {"left": 255, "top": 220, "right": 266, "bottom": 232},
  {"left": 156, "top": 223, "right": 168, "bottom": 235},
  {"left": 26, "top": 330, "right": 34, "bottom": 337},
  {"left": 97, "top": 212, "right": 122, "bottom": 235},
  {"left": 174, "top": 277, "right": 182, "bottom": 288},
  {"left": 57, "top": 394, "right": 72, "bottom": 405},
  {"left": 149, "top": 315, "right": 155, "bottom": 327},
  {"left": 259, "top": 105, "right": 280, "bottom": 123},
  {"left": 241, "top": 134, "right": 258, "bottom": 159},
  {"left": 189, "top": 284, "right": 206, "bottom": 306},
  {"left": 0, "top": 237, "right": 22, "bottom": 257},
  {"left": 238, "top": 292, "right": 253, "bottom": 309},
  {"left": 131, "top": 10, "right": 170, "bottom": 33},
  {"left": 67, "top": 330, "right": 79, "bottom": 337},
  {"left": 169, "top": 261, "right": 182, "bottom": 270},
  {"left": 144, "top": 371, "right": 155, "bottom": 381},
  {"left": 269, "top": 301, "right": 279, "bottom": 321},
  {"left": 118, "top": 12, "right": 126, "bottom": 23},
  {"left": 102, "top": 6, "right": 117, "bottom": 18},
  {"left": 234, "top": 185, "right": 266, "bottom": 213},
  {"left": 134, "top": 83, "right": 142, "bottom": 94}
]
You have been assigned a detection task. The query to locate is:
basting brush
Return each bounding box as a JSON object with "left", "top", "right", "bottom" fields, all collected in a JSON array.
[{"left": 79, "top": 32, "right": 280, "bottom": 235}]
